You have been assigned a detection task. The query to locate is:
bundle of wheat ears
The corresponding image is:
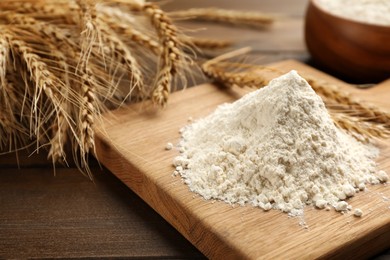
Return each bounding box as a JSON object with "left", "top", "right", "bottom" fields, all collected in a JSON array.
[
  {"left": 0, "top": 0, "right": 388, "bottom": 176},
  {"left": 0, "top": 0, "right": 274, "bottom": 174}
]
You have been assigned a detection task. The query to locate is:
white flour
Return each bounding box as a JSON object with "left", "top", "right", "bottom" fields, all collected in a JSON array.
[
  {"left": 173, "top": 71, "right": 388, "bottom": 216},
  {"left": 315, "top": 0, "right": 390, "bottom": 26}
]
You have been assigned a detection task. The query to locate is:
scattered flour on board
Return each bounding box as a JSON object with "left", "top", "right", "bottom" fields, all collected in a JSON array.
[
  {"left": 172, "top": 70, "right": 388, "bottom": 217},
  {"left": 315, "top": 0, "right": 390, "bottom": 26}
]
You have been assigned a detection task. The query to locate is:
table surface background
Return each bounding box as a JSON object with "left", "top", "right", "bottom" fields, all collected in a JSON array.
[{"left": 0, "top": 0, "right": 389, "bottom": 259}]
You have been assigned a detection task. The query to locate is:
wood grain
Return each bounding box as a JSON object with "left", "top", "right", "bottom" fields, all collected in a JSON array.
[
  {"left": 95, "top": 60, "right": 390, "bottom": 259},
  {"left": 0, "top": 166, "right": 204, "bottom": 259}
]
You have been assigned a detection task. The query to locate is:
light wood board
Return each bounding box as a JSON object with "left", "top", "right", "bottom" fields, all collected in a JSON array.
[{"left": 94, "top": 60, "right": 390, "bottom": 259}]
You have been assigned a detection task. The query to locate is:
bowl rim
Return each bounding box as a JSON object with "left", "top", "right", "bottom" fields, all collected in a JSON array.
[{"left": 310, "top": 0, "right": 390, "bottom": 29}]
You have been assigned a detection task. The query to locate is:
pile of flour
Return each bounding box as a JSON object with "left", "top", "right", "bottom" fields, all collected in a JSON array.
[
  {"left": 173, "top": 71, "right": 388, "bottom": 216},
  {"left": 316, "top": 0, "right": 390, "bottom": 26}
]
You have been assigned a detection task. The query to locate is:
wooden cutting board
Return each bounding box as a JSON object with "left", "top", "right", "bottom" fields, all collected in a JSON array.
[{"left": 94, "top": 60, "right": 390, "bottom": 259}]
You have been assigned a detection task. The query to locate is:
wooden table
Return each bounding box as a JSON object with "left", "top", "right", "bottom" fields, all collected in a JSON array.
[{"left": 0, "top": 0, "right": 389, "bottom": 259}]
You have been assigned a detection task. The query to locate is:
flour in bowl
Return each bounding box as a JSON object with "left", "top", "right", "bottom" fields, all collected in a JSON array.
[
  {"left": 173, "top": 71, "right": 388, "bottom": 216},
  {"left": 315, "top": 0, "right": 390, "bottom": 26}
]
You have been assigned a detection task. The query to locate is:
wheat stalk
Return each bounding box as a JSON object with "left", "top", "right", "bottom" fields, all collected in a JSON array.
[{"left": 169, "top": 8, "right": 274, "bottom": 29}]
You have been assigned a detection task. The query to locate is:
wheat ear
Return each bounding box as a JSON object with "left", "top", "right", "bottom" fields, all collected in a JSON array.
[
  {"left": 80, "top": 75, "right": 96, "bottom": 153},
  {"left": 169, "top": 8, "right": 274, "bottom": 29},
  {"left": 183, "top": 37, "right": 232, "bottom": 50},
  {"left": 76, "top": 1, "right": 146, "bottom": 100},
  {"left": 73, "top": 0, "right": 100, "bottom": 171},
  {"left": 3, "top": 12, "right": 80, "bottom": 85},
  {"left": 202, "top": 62, "right": 272, "bottom": 88},
  {"left": 73, "top": 70, "right": 99, "bottom": 177},
  {"left": 201, "top": 47, "right": 274, "bottom": 88},
  {"left": 3, "top": 13, "right": 80, "bottom": 163},
  {"left": 5, "top": 32, "right": 70, "bottom": 154},
  {"left": 0, "top": 37, "right": 8, "bottom": 89},
  {"left": 31, "top": 43, "right": 72, "bottom": 164},
  {"left": 100, "top": 13, "right": 161, "bottom": 55},
  {"left": 306, "top": 77, "right": 390, "bottom": 127},
  {"left": 331, "top": 112, "right": 390, "bottom": 140},
  {"left": 0, "top": 1, "right": 68, "bottom": 15},
  {"left": 95, "top": 17, "right": 145, "bottom": 96},
  {"left": 0, "top": 78, "right": 26, "bottom": 150},
  {"left": 143, "top": 3, "right": 186, "bottom": 107},
  {"left": 47, "top": 102, "right": 69, "bottom": 164},
  {"left": 75, "top": 0, "right": 100, "bottom": 70},
  {"left": 0, "top": 110, "right": 21, "bottom": 151}
]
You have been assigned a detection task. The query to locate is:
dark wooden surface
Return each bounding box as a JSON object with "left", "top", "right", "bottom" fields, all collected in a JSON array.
[{"left": 0, "top": 0, "right": 389, "bottom": 259}]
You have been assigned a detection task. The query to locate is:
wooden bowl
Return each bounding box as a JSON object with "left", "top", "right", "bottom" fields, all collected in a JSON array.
[{"left": 304, "top": 0, "right": 390, "bottom": 83}]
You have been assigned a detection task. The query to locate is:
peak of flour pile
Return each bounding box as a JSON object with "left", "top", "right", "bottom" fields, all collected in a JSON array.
[{"left": 173, "top": 70, "right": 387, "bottom": 216}]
